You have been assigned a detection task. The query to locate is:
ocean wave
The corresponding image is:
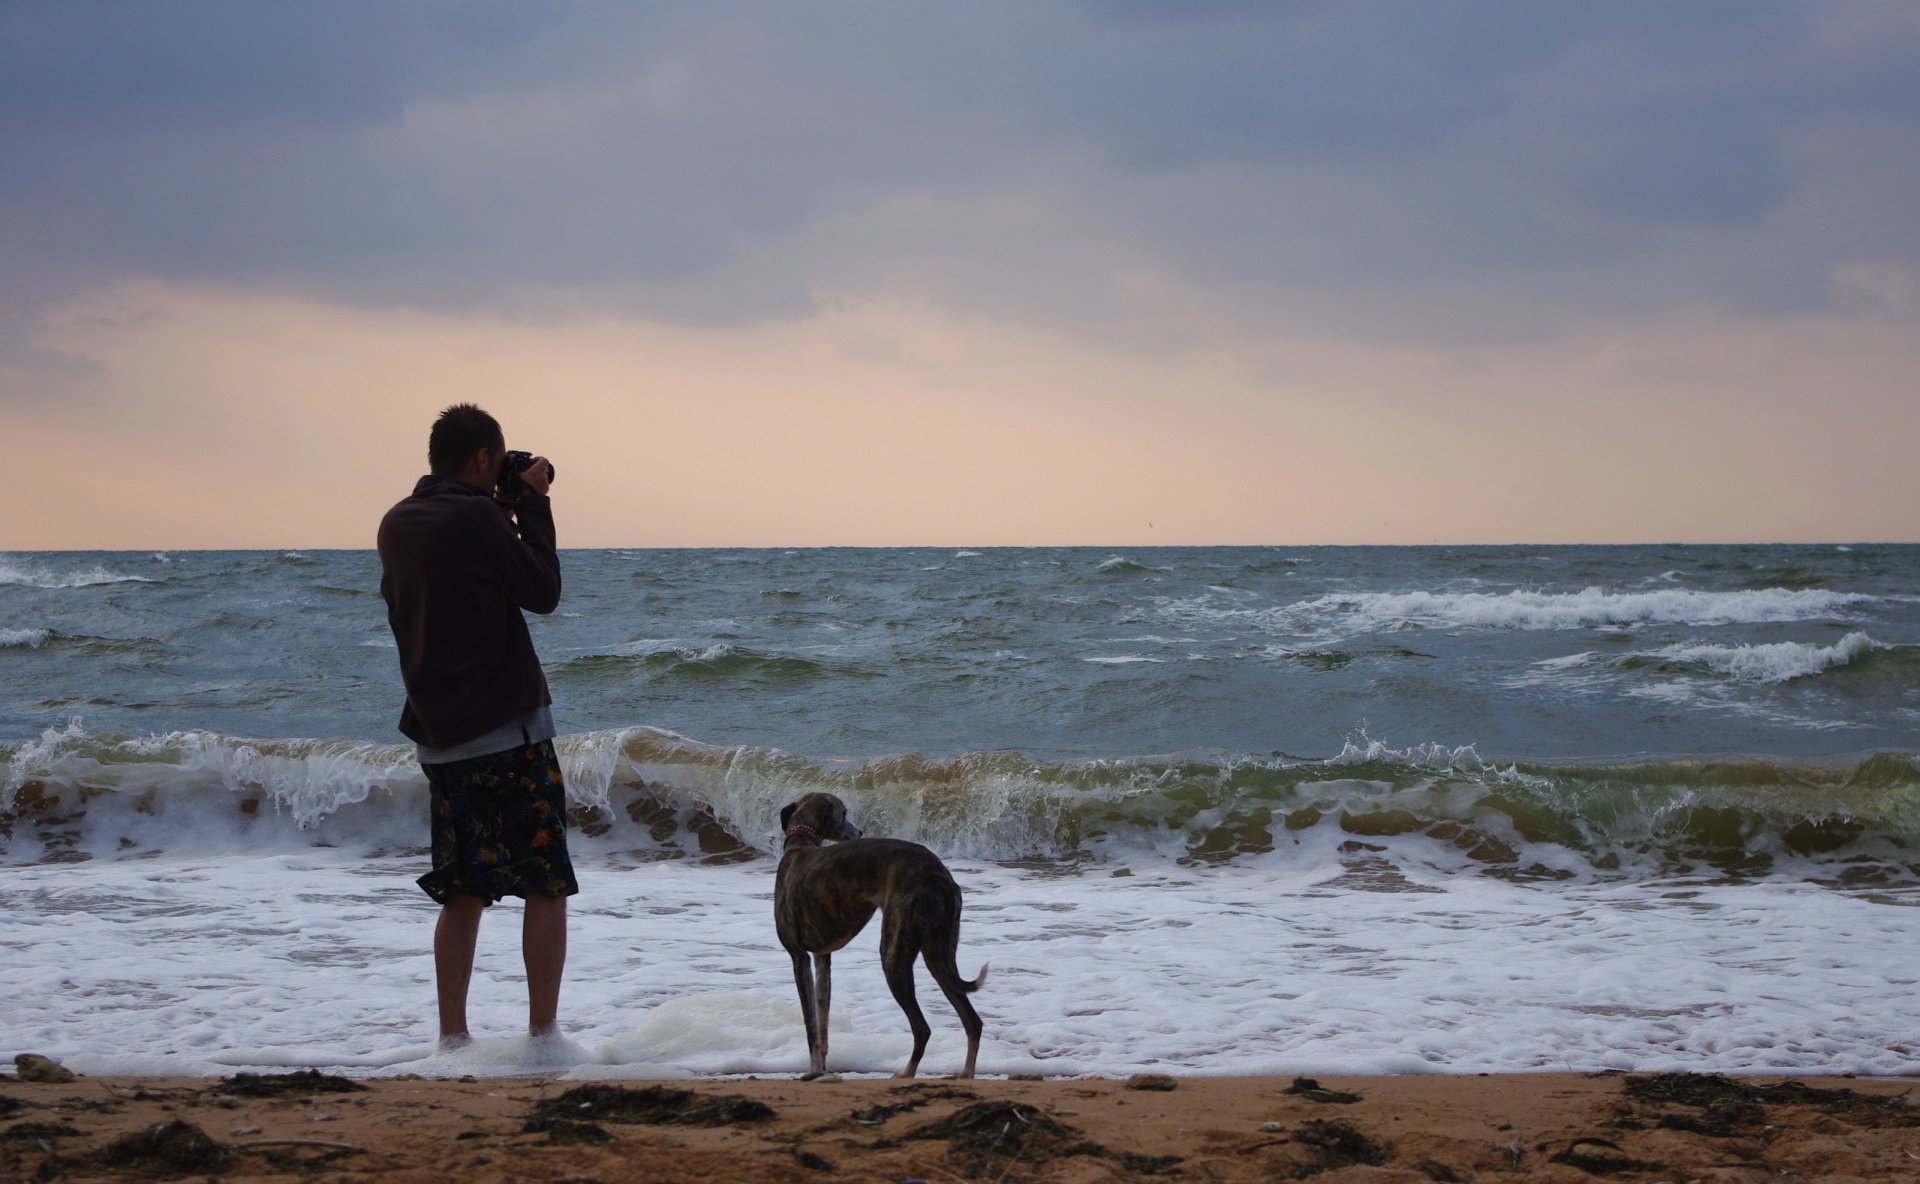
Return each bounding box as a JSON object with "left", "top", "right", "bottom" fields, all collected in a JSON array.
[
  {"left": 1646, "top": 632, "right": 1889, "bottom": 684},
  {"left": 0, "top": 629, "right": 169, "bottom": 657},
  {"left": 7, "top": 721, "right": 1920, "bottom": 883},
  {"left": 1167, "top": 586, "right": 1875, "bottom": 637},
  {"left": 550, "top": 644, "right": 871, "bottom": 685},
  {"left": 0, "top": 558, "right": 157, "bottom": 589},
  {"left": 1526, "top": 633, "right": 1909, "bottom": 688}
]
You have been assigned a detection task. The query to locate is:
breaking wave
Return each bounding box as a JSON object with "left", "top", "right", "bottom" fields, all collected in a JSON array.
[
  {"left": 1526, "top": 633, "right": 1915, "bottom": 688},
  {"left": 548, "top": 645, "right": 872, "bottom": 685},
  {"left": 0, "top": 558, "right": 157, "bottom": 589},
  {"left": 6, "top": 719, "right": 1918, "bottom": 885},
  {"left": 1645, "top": 632, "right": 1891, "bottom": 684},
  {"left": 1167, "top": 586, "right": 1876, "bottom": 638}
]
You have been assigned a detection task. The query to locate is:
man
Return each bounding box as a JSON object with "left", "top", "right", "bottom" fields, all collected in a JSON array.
[{"left": 377, "top": 403, "right": 574, "bottom": 1046}]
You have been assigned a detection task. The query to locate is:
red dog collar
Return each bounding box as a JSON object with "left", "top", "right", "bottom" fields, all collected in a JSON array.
[{"left": 784, "top": 824, "right": 821, "bottom": 844}]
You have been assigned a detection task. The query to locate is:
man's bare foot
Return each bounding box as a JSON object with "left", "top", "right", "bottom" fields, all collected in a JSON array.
[{"left": 437, "top": 1033, "right": 473, "bottom": 1051}]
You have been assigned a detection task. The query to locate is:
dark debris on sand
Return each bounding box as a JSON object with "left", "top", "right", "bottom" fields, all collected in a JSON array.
[
  {"left": 212, "top": 1069, "right": 369, "bottom": 1098},
  {"left": 522, "top": 1116, "right": 616, "bottom": 1145},
  {"left": 1548, "top": 1136, "right": 1665, "bottom": 1175},
  {"left": 1625, "top": 1072, "right": 1920, "bottom": 1132},
  {"left": 1, "top": 1121, "right": 83, "bottom": 1142},
  {"left": 1285, "top": 1117, "right": 1392, "bottom": 1177},
  {"left": 901, "top": 1099, "right": 1183, "bottom": 1176},
  {"left": 528, "top": 1084, "right": 775, "bottom": 1127},
  {"left": 1286, "top": 1076, "right": 1364, "bottom": 1104},
  {"left": 96, "top": 1118, "right": 233, "bottom": 1172},
  {"left": 903, "top": 1100, "right": 1103, "bottom": 1169},
  {"left": 849, "top": 1084, "right": 978, "bottom": 1126}
]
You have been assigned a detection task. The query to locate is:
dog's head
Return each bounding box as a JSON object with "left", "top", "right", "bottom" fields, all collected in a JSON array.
[{"left": 780, "top": 792, "right": 864, "bottom": 845}]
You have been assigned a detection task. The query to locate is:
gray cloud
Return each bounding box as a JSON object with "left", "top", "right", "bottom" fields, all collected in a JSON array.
[{"left": 2, "top": 0, "right": 1916, "bottom": 358}]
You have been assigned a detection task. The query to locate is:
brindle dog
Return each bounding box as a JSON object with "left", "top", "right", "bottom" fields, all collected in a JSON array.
[{"left": 775, "top": 792, "right": 987, "bottom": 1079}]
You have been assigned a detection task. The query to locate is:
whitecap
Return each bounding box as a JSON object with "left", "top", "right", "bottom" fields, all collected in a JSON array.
[
  {"left": 1650, "top": 632, "right": 1885, "bottom": 684},
  {"left": 0, "top": 627, "right": 50, "bottom": 648},
  {"left": 1166, "top": 586, "right": 1876, "bottom": 638},
  {"left": 0, "top": 558, "right": 154, "bottom": 588}
]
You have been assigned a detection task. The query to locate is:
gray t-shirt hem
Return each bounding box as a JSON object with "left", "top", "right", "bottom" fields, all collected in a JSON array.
[{"left": 416, "top": 704, "right": 556, "bottom": 765}]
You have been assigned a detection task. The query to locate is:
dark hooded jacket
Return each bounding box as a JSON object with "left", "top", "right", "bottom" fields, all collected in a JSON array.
[{"left": 377, "top": 476, "right": 560, "bottom": 749}]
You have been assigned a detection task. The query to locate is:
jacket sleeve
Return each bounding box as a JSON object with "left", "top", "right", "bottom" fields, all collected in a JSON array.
[{"left": 479, "top": 494, "right": 562, "bottom": 614}]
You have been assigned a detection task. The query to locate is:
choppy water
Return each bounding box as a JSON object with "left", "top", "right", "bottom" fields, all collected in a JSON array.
[{"left": 3, "top": 545, "right": 1918, "bottom": 1079}]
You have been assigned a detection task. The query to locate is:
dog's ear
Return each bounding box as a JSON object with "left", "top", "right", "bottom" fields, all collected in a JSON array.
[{"left": 779, "top": 802, "right": 796, "bottom": 831}]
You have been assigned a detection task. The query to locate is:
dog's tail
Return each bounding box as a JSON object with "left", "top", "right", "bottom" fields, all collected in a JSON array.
[{"left": 962, "top": 962, "right": 989, "bottom": 993}]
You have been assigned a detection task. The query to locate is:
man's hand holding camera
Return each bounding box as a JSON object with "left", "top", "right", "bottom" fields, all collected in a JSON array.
[{"left": 496, "top": 450, "right": 556, "bottom": 504}]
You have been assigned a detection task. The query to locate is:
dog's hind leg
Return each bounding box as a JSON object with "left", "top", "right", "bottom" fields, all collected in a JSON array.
[
  {"left": 879, "top": 914, "right": 932, "bottom": 1079},
  {"left": 792, "top": 950, "right": 836, "bottom": 1079},
  {"left": 811, "top": 952, "right": 833, "bottom": 1078},
  {"left": 923, "top": 921, "right": 986, "bottom": 1078},
  {"left": 790, "top": 950, "right": 821, "bottom": 1078}
]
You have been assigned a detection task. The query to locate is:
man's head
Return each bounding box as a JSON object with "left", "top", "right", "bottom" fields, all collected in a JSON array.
[{"left": 428, "top": 403, "right": 505, "bottom": 485}]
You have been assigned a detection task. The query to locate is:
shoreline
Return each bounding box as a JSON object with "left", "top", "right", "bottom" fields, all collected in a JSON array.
[{"left": 7, "top": 1070, "right": 1920, "bottom": 1182}]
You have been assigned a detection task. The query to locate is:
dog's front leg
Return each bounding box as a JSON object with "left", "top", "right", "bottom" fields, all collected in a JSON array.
[{"left": 809, "top": 952, "right": 833, "bottom": 1078}]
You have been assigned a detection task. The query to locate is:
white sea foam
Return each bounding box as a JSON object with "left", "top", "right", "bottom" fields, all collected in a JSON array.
[
  {"left": 1096, "top": 556, "right": 1165, "bottom": 574},
  {"left": 1328, "top": 734, "right": 1489, "bottom": 772},
  {"left": 7, "top": 845, "right": 1918, "bottom": 1081},
  {"left": 0, "top": 557, "right": 154, "bottom": 588},
  {"left": 0, "top": 628, "right": 49, "bottom": 648},
  {"left": 1164, "top": 586, "right": 1875, "bottom": 639},
  {"left": 1302, "top": 587, "right": 1873, "bottom": 632},
  {"left": 1650, "top": 632, "right": 1886, "bottom": 684},
  {"left": 1518, "top": 633, "right": 1891, "bottom": 691}
]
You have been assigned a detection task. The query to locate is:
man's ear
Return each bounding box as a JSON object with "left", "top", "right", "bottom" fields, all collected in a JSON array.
[{"left": 779, "top": 803, "right": 796, "bottom": 831}]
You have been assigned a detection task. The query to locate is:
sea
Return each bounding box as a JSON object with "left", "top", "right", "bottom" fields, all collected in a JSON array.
[{"left": 3, "top": 544, "right": 1918, "bottom": 1080}]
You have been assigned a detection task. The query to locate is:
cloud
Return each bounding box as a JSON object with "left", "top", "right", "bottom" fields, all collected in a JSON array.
[{"left": 1, "top": 0, "right": 1916, "bottom": 369}]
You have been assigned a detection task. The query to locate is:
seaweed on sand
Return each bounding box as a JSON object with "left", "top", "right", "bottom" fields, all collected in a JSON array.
[
  {"left": 522, "top": 1116, "right": 616, "bottom": 1145},
  {"left": 1624, "top": 1073, "right": 1919, "bottom": 1130},
  {"left": 213, "top": 1070, "right": 368, "bottom": 1098},
  {"left": 904, "top": 1101, "right": 1104, "bottom": 1171},
  {"left": 1, "top": 1122, "right": 83, "bottom": 1142},
  {"left": 527, "top": 1084, "right": 774, "bottom": 1127},
  {"left": 901, "top": 1100, "right": 1184, "bottom": 1176},
  {"left": 1547, "top": 1136, "right": 1665, "bottom": 1175},
  {"left": 1284, "top": 1118, "right": 1391, "bottom": 1179},
  {"left": 96, "top": 1119, "right": 232, "bottom": 1172},
  {"left": 1285, "top": 1077, "right": 1363, "bottom": 1104},
  {"left": 850, "top": 1085, "right": 978, "bottom": 1126}
]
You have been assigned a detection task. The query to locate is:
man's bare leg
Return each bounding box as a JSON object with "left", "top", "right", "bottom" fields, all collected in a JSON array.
[
  {"left": 435, "top": 895, "right": 486, "bottom": 1045},
  {"left": 523, "top": 893, "right": 567, "bottom": 1035}
]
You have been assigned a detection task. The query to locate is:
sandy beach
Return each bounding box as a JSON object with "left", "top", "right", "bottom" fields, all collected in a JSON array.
[{"left": 6, "top": 1068, "right": 1920, "bottom": 1182}]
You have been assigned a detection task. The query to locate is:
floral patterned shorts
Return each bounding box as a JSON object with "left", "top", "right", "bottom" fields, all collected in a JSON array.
[{"left": 418, "top": 739, "right": 580, "bottom": 905}]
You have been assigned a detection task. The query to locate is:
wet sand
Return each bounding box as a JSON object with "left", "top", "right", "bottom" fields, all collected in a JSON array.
[{"left": 6, "top": 1068, "right": 1920, "bottom": 1182}]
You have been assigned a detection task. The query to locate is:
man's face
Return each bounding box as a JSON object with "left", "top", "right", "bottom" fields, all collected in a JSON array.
[{"left": 478, "top": 437, "right": 508, "bottom": 489}]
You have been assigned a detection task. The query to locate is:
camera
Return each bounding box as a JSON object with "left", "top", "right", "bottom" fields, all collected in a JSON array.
[{"left": 496, "top": 450, "right": 556, "bottom": 501}]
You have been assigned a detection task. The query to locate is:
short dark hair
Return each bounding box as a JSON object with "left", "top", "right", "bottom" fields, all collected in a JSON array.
[{"left": 427, "top": 403, "right": 504, "bottom": 475}]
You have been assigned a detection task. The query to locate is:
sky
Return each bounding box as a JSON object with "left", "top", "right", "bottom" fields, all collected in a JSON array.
[{"left": 4, "top": 0, "right": 1917, "bottom": 548}]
